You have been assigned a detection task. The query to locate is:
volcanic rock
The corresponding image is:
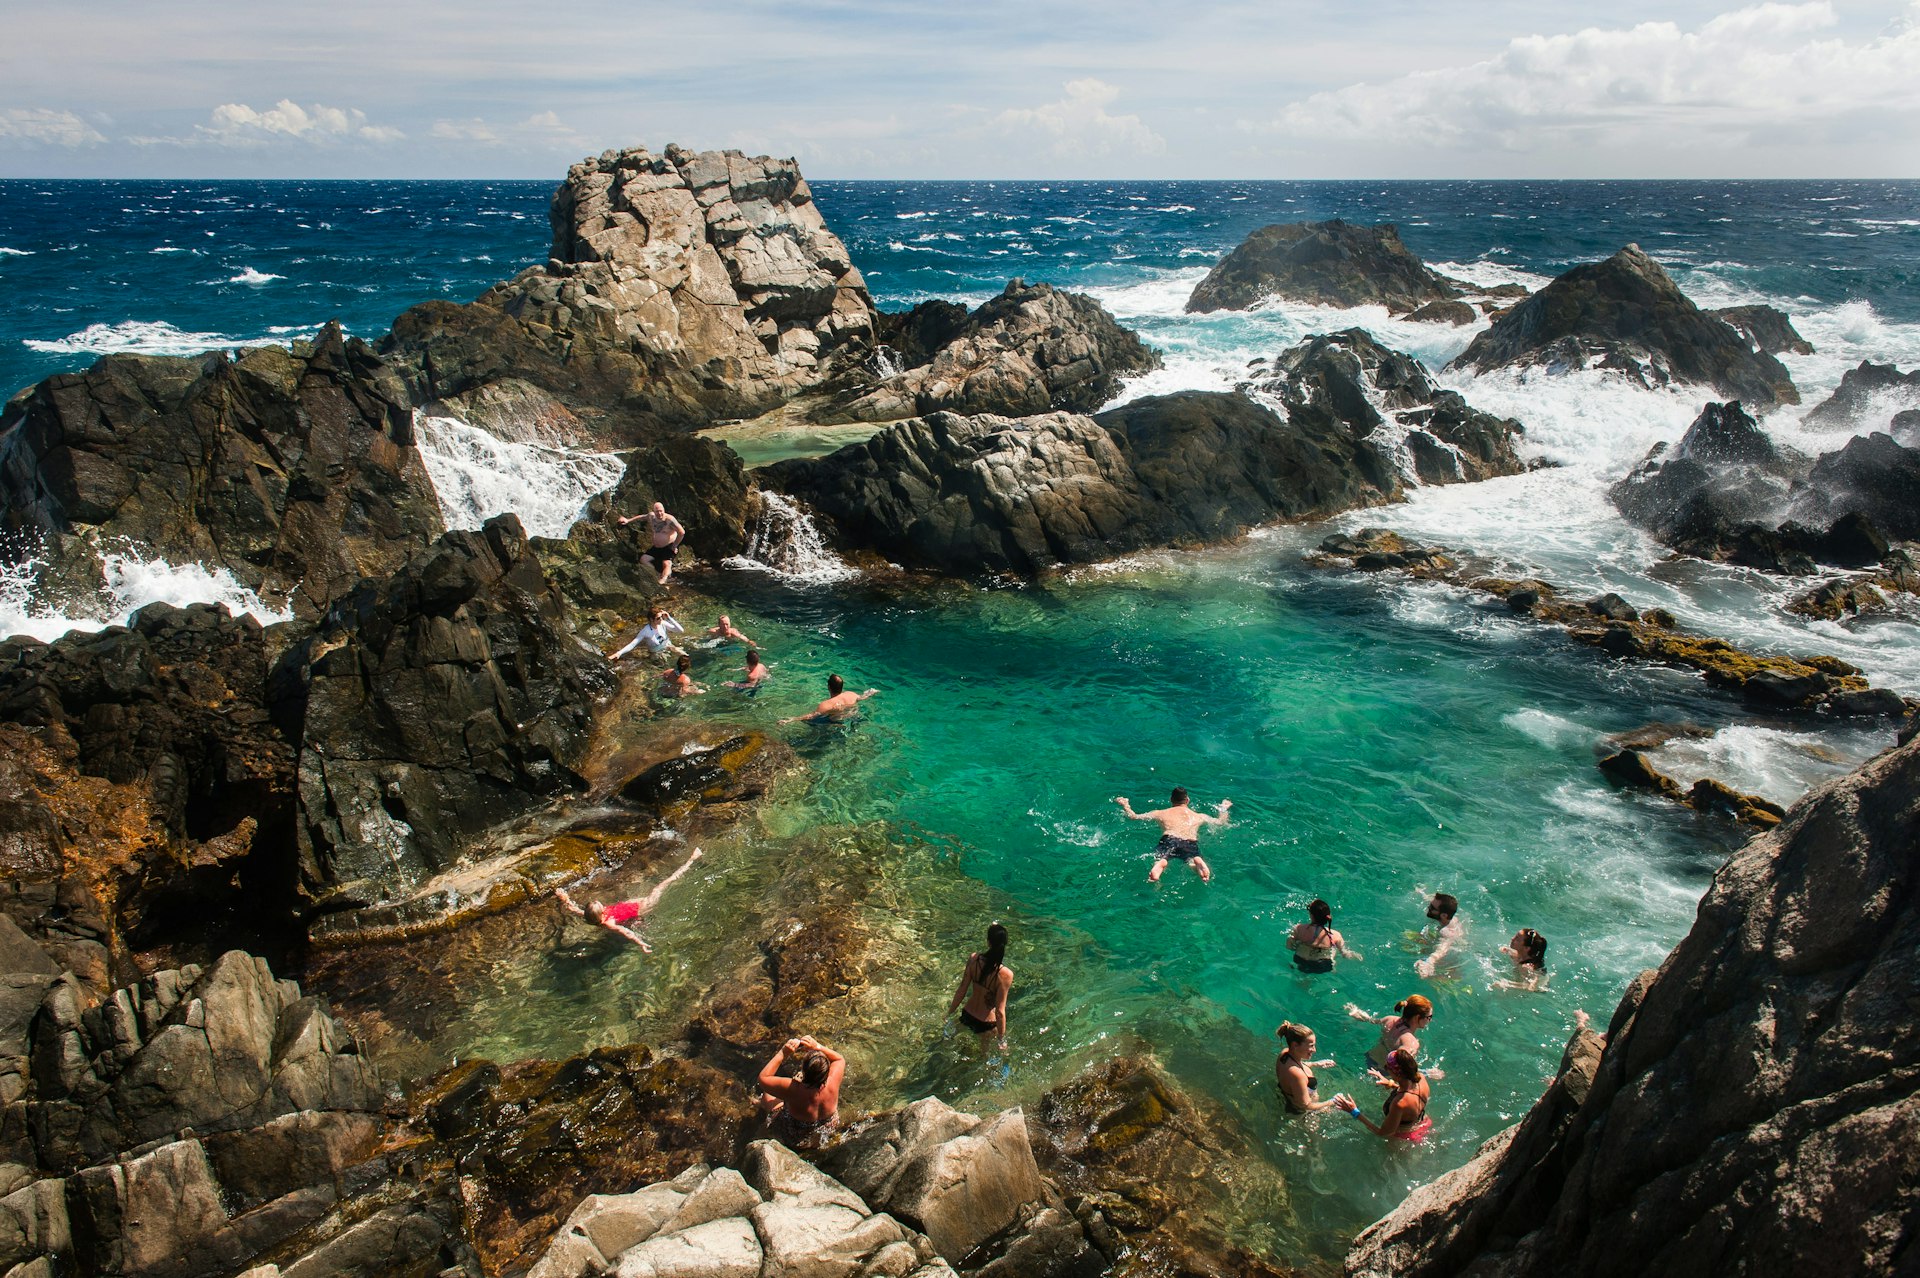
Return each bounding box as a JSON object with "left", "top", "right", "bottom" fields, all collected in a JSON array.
[
  {"left": 1451, "top": 246, "right": 1800, "bottom": 408},
  {"left": 824, "top": 279, "right": 1160, "bottom": 424},
  {"left": 381, "top": 146, "right": 875, "bottom": 440},
  {"left": 0, "top": 324, "right": 445, "bottom": 619},
  {"left": 1792, "top": 431, "right": 1920, "bottom": 540},
  {"left": 1609, "top": 401, "right": 1804, "bottom": 560},
  {"left": 1711, "top": 303, "right": 1814, "bottom": 356},
  {"left": 1800, "top": 359, "right": 1920, "bottom": 431},
  {"left": 1348, "top": 730, "right": 1920, "bottom": 1276},
  {"left": 1185, "top": 221, "right": 1459, "bottom": 315}
]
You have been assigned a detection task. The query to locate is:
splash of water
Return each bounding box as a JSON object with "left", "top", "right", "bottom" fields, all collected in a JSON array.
[
  {"left": 413, "top": 413, "right": 625, "bottom": 541},
  {"left": 0, "top": 548, "right": 292, "bottom": 644},
  {"left": 725, "top": 491, "right": 859, "bottom": 584}
]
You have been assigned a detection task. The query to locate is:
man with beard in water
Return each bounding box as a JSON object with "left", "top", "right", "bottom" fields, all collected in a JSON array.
[{"left": 1115, "top": 786, "right": 1231, "bottom": 882}]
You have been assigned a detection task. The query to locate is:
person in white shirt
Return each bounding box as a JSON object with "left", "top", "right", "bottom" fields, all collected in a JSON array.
[{"left": 610, "top": 606, "right": 685, "bottom": 661}]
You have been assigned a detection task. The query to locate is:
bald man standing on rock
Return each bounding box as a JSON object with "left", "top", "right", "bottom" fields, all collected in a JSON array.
[{"left": 619, "top": 501, "right": 686, "bottom": 584}]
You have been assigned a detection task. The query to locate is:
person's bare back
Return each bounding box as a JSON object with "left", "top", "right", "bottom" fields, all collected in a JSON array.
[{"left": 1115, "top": 786, "right": 1231, "bottom": 882}]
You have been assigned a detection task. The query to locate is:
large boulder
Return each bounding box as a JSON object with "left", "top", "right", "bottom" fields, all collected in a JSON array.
[
  {"left": 280, "top": 515, "right": 615, "bottom": 911},
  {"left": 0, "top": 323, "right": 445, "bottom": 619},
  {"left": 1711, "top": 304, "right": 1813, "bottom": 356},
  {"left": 1791, "top": 431, "right": 1920, "bottom": 541},
  {"left": 1452, "top": 246, "right": 1800, "bottom": 408},
  {"left": 381, "top": 146, "right": 876, "bottom": 441},
  {"left": 1347, "top": 731, "right": 1920, "bottom": 1277},
  {"left": 1185, "top": 221, "right": 1458, "bottom": 315},
  {"left": 1609, "top": 401, "right": 1803, "bottom": 558},
  {"left": 1800, "top": 360, "right": 1920, "bottom": 431},
  {"left": 824, "top": 279, "right": 1160, "bottom": 424},
  {"left": 1248, "top": 329, "right": 1525, "bottom": 484}
]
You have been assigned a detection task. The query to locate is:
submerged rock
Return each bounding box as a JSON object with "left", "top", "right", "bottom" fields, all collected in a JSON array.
[
  {"left": 1451, "top": 246, "right": 1800, "bottom": 408},
  {"left": 0, "top": 324, "right": 445, "bottom": 619},
  {"left": 1185, "top": 221, "right": 1459, "bottom": 315},
  {"left": 1348, "top": 730, "right": 1920, "bottom": 1276}
]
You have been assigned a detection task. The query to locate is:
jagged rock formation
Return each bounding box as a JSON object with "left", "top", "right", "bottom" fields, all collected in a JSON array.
[
  {"left": 1347, "top": 730, "right": 1920, "bottom": 1277},
  {"left": 1596, "top": 746, "right": 1786, "bottom": 828},
  {"left": 1794, "top": 431, "right": 1920, "bottom": 540},
  {"left": 1710, "top": 304, "right": 1813, "bottom": 356},
  {"left": 823, "top": 280, "right": 1160, "bottom": 423},
  {"left": 1610, "top": 401, "right": 1804, "bottom": 558},
  {"left": 0, "top": 324, "right": 445, "bottom": 619},
  {"left": 1185, "top": 221, "right": 1460, "bottom": 315},
  {"left": 1248, "top": 329, "right": 1525, "bottom": 484},
  {"left": 1452, "top": 246, "right": 1800, "bottom": 408},
  {"left": 280, "top": 515, "right": 615, "bottom": 913},
  {"left": 381, "top": 146, "right": 875, "bottom": 439},
  {"left": 1801, "top": 360, "right": 1920, "bottom": 431}
]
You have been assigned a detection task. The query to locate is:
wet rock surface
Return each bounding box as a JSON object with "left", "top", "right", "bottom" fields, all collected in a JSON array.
[
  {"left": 1348, "top": 730, "right": 1920, "bottom": 1277},
  {"left": 1185, "top": 221, "right": 1460, "bottom": 316},
  {"left": 1451, "top": 246, "right": 1800, "bottom": 408},
  {"left": 0, "top": 324, "right": 445, "bottom": 619},
  {"left": 1710, "top": 303, "right": 1814, "bottom": 356},
  {"left": 1800, "top": 359, "right": 1920, "bottom": 431}
]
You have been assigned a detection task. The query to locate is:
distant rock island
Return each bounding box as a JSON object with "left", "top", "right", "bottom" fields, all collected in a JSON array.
[{"left": 1184, "top": 220, "right": 1465, "bottom": 316}]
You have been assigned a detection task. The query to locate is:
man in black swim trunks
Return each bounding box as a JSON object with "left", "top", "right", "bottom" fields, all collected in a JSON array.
[
  {"left": 617, "top": 501, "right": 686, "bottom": 584},
  {"left": 1115, "top": 786, "right": 1231, "bottom": 882}
]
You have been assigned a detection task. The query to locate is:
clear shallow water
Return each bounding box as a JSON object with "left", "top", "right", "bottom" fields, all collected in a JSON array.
[{"left": 4, "top": 176, "right": 1918, "bottom": 1262}]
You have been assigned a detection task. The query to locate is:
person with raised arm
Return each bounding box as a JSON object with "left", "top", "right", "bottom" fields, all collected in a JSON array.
[
  {"left": 757, "top": 1034, "right": 845, "bottom": 1147},
  {"left": 1414, "top": 890, "right": 1463, "bottom": 978},
  {"left": 1332, "top": 1048, "right": 1432, "bottom": 1143},
  {"left": 779, "top": 674, "right": 878, "bottom": 724},
  {"left": 617, "top": 500, "right": 686, "bottom": 584},
  {"left": 1346, "top": 993, "right": 1445, "bottom": 1080},
  {"left": 610, "top": 605, "right": 685, "bottom": 662},
  {"left": 1114, "top": 786, "right": 1231, "bottom": 882},
  {"left": 553, "top": 847, "right": 704, "bottom": 951}
]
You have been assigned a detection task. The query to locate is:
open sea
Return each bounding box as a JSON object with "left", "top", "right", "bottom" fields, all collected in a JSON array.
[{"left": 4, "top": 176, "right": 1918, "bottom": 1262}]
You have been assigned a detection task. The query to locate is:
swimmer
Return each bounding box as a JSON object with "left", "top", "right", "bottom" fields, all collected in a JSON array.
[
  {"left": 945, "top": 922, "right": 1013, "bottom": 1052},
  {"left": 1287, "top": 899, "right": 1362, "bottom": 973},
  {"left": 703, "top": 614, "right": 753, "bottom": 645},
  {"left": 553, "top": 847, "right": 703, "bottom": 951},
  {"left": 658, "top": 653, "right": 705, "bottom": 698},
  {"left": 1346, "top": 994, "right": 1445, "bottom": 1080},
  {"left": 1414, "top": 891, "right": 1463, "bottom": 979},
  {"left": 1274, "top": 1022, "right": 1342, "bottom": 1114},
  {"left": 724, "top": 648, "right": 770, "bottom": 692},
  {"left": 1492, "top": 927, "right": 1549, "bottom": 990},
  {"left": 1332, "top": 1049, "right": 1431, "bottom": 1143},
  {"left": 617, "top": 501, "right": 686, "bottom": 584},
  {"left": 757, "top": 1034, "right": 844, "bottom": 1149},
  {"left": 610, "top": 606, "right": 685, "bottom": 661},
  {"left": 1114, "top": 787, "right": 1230, "bottom": 883},
  {"left": 779, "top": 674, "right": 878, "bottom": 724}
]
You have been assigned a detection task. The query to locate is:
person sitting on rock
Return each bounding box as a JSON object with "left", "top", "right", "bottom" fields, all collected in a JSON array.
[
  {"left": 617, "top": 500, "right": 687, "bottom": 584},
  {"left": 945, "top": 922, "right": 1013, "bottom": 1052},
  {"left": 779, "top": 674, "right": 878, "bottom": 724},
  {"left": 703, "top": 613, "right": 753, "bottom": 645},
  {"left": 724, "top": 648, "right": 770, "bottom": 693},
  {"left": 1274, "top": 1021, "right": 1342, "bottom": 1114},
  {"left": 658, "top": 653, "right": 705, "bottom": 698},
  {"left": 1492, "top": 927, "right": 1549, "bottom": 990},
  {"left": 554, "top": 848, "right": 703, "bottom": 951},
  {"left": 1333, "top": 1048, "right": 1432, "bottom": 1143},
  {"left": 757, "top": 1034, "right": 844, "bottom": 1147},
  {"left": 1346, "top": 994, "right": 1445, "bottom": 1080},
  {"left": 1287, "top": 898, "right": 1362, "bottom": 973},
  {"left": 1414, "top": 891, "right": 1463, "bottom": 978},
  {"left": 611, "top": 605, "right": 684, "bottom": 661},
  {"left": 1114, "top": 786, "right": 1230, "bottom": 883}
]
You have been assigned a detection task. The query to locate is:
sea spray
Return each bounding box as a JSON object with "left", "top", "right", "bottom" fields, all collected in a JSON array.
[
  {"left": 413, "top": 412, "right": 625, "bottom": 541},
  {"left": 0, "top": 546, "right": 292, "bottom": 644},
  {"left": 726, "top": 491, "right": 859, "bottom": 583}
]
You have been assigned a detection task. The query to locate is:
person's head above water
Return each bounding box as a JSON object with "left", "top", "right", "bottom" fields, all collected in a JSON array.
[
  {"left": 1309, "top": 899, "right": 1333, "bottom": 926},
  {"left": 1170, "top": 786, "right": 1189, "bottom": 806},
  {"left": 1385, "top": 1048, "right": 1422, "bottom": 1084},
  {"left": 1517, "top": 928, "right": 1547, "bottom": 967},
  {"left": 828, "top": 674, "right": 845, "bottom": 695},
  {"left": 745, "top": 648, "right": 762, "bottom": 669},
  {"left": 800, "top": 1051, "right": 831, "bottom": 1087},
  {"left": 675, "top": 654, "right": 692, "bottom": 674},
  {"left": 1426, "top": 893, "right": 1459, "bottom": 924},
  {"left": 1275, "top": 1021, "right": 1315, "bottom": 1052},
  {"left": 1394, "top": 994, "right": 1434, "bottom": 1025},
  {"left": 719, "top": 614, "right": 731, "bottom": 626},
  {"left": 648, "top": 605, "right": 666, "bottom": 623}
]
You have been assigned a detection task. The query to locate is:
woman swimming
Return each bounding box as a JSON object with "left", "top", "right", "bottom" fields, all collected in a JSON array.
[
  {"left": 1333, "top": 1048, "right": 1432, "bottom": 1143},
  {"left": 658, "top": 653, "right": 706, "bottom": 698},
  {"left": 1274, "top": 1022, "right": 1342, "bottom": 1114},
  {"left": 1287, "top": 899, "right": 1361, "bottom": 973},
  {"left": 1492, "top": 927, "right": 1549, "bottom": 990},
  {"left": 1346, "top": 994, "right": 1444, "bottom": 1079},
  {"left": 945, "top": 922, "right": 1013, "bottom": 1052}
]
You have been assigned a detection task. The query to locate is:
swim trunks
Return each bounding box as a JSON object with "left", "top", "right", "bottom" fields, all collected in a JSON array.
[
  {"left": 958, "top": 1008, "right": 994, "bottom": 1034},
  {"left": 1155, "top": 834, "right": 1200, "bottom": 862},
  {"left": 648, "top": 542, "right": 678, "bottom": 561},
  {"left": 602, "top": 900, "right": 642, "bottom": 926},
  {"left": 1292, "top": 954, "right": 1335, "bottom": 974}
]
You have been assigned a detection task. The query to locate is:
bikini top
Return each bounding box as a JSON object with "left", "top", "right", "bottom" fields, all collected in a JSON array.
[{"left": 1387, "top": 1083, "right": 1428, "bottom": 1121}]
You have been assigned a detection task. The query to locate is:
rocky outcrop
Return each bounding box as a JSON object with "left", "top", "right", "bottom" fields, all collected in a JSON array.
[
  {"left": 280, "top": 515, "right": 616, "bottom": 914},
  {"left": 1185, "top": 221, "right": 1459, "bottom": 315},
  {"left": 1800, "top": 359, "right": 1920, "bottom": 431},
  {"left": 0, "top": 324, "right": 445, "bottom": 619},
  {"left": 1247, "top": 329, "right": 1525, "bottom": 484},
  {"left": 825, "top": 280, "right": 1160, "bottom": 424},
  {"left": 1793, "top": 431, "right": 1920, "bottom": 541},
  {"left": 381, "top": 146, "right": 876, "bottom": 439},
  {"left": 1609, "top": 401, "right": 1802, "bottom": 558},
  {"left": 1596, "top": 746, "right": 1786, "bottom": 828},
  {"left": 1710, "top": 304, "right": 1813, "bottom": 356},
  {"left": 1451, "top": 246, "right": 1800, "bottom": 408},
  {"left": 1347, "top": 730, "right": 1920, "bottom": 1277}
]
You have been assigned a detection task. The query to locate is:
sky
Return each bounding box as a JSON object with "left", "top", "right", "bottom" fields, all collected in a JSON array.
[{"left": 1, "top": 0, "right": 1917, "bottom": 179}]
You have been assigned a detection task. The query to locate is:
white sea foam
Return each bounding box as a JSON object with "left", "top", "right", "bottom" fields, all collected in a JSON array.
[
  {"left": 1430, "top": 259, "right": 1553, "bottom": 293},
  {"left": 0, "top": 247, "right": 31, "bottom": 257},
  {"left": 227, "top": 267, "right": 284, "bottom": 285},
  {"left": 1640, "top": 723, "right": 1885, "bottom": 805},
  {"left": 725, "top": 492, "right": 859, "bottom": 584},
  {"left": 413, "top": 413, "right": 625, "bottom": 541},
  {"left": 1502, "top": 708, "right": 1593, "bottom": 749},
  {"left": 22, "top": 320, "right": 286, "bottom": 357},
  {"left": 0, "top": 549, "right": 292, "bottom": 644}
]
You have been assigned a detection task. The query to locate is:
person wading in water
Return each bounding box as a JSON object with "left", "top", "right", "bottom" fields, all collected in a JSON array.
[{"left": 945, "top": 922, "right": 1013, "bottom": 1052}]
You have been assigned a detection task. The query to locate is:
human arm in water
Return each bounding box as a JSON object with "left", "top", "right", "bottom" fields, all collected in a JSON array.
[
  {"left": 1113, "top": 797, "right": 1155, "bottom": 820},
  {"left": 1331, "top": 1091, "right": 1421, "bottom": 1139},
  {"left": 1201, "top": 799, "right": 1232, "bottom": 826},
  {"left": 945, "top": 957, "right": 976, "bottom": 1019}
]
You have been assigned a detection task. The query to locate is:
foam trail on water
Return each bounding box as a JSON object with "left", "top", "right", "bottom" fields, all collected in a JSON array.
[
  {"left": 23, "top": 320, "right": 288, "bottom": 357},
  {"left": 0, "top": 550, "right": 292, "bottom": 644},
  {"left": 413, "top": 413, "right": 625, "bottom": 541}
]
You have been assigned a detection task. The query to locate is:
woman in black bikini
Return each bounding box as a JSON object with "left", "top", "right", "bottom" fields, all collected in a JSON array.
[
  {"left": 1286, "top": 899, "right": 1362, "bottom": 973},
  {"left": 1274, "top": 1021, "right": 1343, "bottom": 1114},
  {"left": 946, "top": 922, "right": 1012, "bottom": 1052}
]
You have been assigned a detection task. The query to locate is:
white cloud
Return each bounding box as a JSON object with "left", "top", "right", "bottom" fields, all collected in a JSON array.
[
  {"left": 1251, "top": 2, "right": 1920, "bottom": 155},
  {"left": 196, "top": 99, "right": 404, "bottom": 146},
  {"left": 0, "top": 108, "right": 107, "bottom": 146},
  {"left": 993, "top": 79, "right": 1165, "bottom": 159},
  {"left": 430, "top": 111, "right": 580, "bottom": 147}
]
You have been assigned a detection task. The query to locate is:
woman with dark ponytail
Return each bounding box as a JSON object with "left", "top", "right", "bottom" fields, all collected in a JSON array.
[{"left": 946, "top": 922, "right": 1013, "bottom": 1052}]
